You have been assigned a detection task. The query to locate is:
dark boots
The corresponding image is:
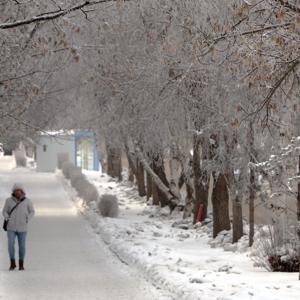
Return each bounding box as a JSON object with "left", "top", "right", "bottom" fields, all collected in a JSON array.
[
  {"left": 19, "top": 260, "right": 24, "bottom": 271},
  {"left": 9, "top": 259, "right": 16, "bottom": 271},
  {"left": 9, "top": 259, "right": 24, "bottom": 271}
]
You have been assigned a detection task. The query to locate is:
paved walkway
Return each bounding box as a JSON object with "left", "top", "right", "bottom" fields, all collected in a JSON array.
[{"left": 0, "top": 157, "right": 162, "bottom": 300}]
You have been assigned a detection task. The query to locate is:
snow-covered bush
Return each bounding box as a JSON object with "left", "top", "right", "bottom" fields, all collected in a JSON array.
[
  {"left": 251, "top": 225, "right": 299, "bottom": 272},
  {"left": 57, "top": 152, "right": 69, "bottom": 169},
  {"left": 62, "top": 161, "right": 75, "bottom": 179},
  {"left": 73, "top": 177, "right": 89, "bottom": 197},
  {"left": 61, "top": 161, "right": 98, "bottom": 204},
  {"left": 70, "top": 173, "right": 84, "bottom": 188},
  {"left": 268, "top": 254, "right": 299, "bottom": 272},
  {"left": 70, "top": 166, "right": 83, "bottom": 187},
  {"left": 82, "top": 183, "right": 99, "bottom": 204},
  {"left": 98, "top": 194, "right": 119, "bottom": 218},
  {"left": 14, "top": 150, "right": 27, "bottom": 167}
]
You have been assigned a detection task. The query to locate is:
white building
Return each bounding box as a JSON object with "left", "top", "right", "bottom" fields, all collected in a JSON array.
[{"left": 35, "top": 130, "right": 100, "bottom": 172}]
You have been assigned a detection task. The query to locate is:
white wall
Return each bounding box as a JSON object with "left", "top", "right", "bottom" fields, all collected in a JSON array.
[{"left": 36, "top": 135, "right": 75, "bottom": 172}]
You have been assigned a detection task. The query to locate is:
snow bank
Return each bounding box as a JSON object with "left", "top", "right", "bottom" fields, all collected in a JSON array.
[{"left": 59, "top": 170, "right": 300, "bottom": 300}]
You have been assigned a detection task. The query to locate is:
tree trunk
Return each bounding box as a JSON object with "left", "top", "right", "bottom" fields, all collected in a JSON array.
[
  {"left": 124, "top": 142, "right": 138, "bottom": 183},
  {"left": 135, "top": 147, "right": 180, "bottom": 208},
  {"left": 212, "top": 173, "right": 231, "bottom": 238},
  {"left": 107, "top": 148, "right": 113, "bottom": 176},
  {"left": 297, "top": 156, "right": 300, "bottom": 280},
  {"left": 152, "top": 156, "right": 170, "bottom": 207},
  {"left": 137, "top": 159, "right": 146, "bottom": 197},
  {"left": 146, "top": 171, "right": 153, "bottom": 201},
  {"left": 193, "top": 136, "right": 208, "bottom": 223},
  {"left": 124, "top": 144, "right": 137, "bottom": 176},
  {"left": 107, "top": 146, "right": 122, "bottom": 181},
  {"left": 232, "top": 194, "right": 243, "bottom": 243},
  {"left": 152, "top": 179, "right": 160, "bottom": 205},
  {"left": 249, "top": 167, "right": 255, "bottom": 246},
  {"left": 249, "top": 122, "right": 256, "bottom": 247},
  {"left": 128, "top": 166, "right": 134, "bottom": 182},
  {"left": 183, "top": 183, "right": 194, "bottom": 219}
]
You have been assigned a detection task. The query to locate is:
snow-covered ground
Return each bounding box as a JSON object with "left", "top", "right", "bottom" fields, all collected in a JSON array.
[
  {"left": 0, "top": 157, "right": 168, "bottom": 300},
  {"left": 61, "top": 169, "right": 300, "bottom": 300}
]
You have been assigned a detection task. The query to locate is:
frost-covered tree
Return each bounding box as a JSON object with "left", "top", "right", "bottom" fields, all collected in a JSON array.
[{"left": 1, "top": 1, "right": 299, "bottom": 278}]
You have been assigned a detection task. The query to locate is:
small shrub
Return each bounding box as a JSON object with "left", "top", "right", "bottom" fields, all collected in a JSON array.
[
  {"left": 62, "top": 162, "right": 75, "bottom": 179},
  {"left": 70, "top": 173, "right": 84, "bottom": 188},
  {"left": 251, "top": 225, "right": 299, "bottom": 272},
  {"left": 57, "top": 152, "right": 69, "bottom": 169},
  {"left": 70, "top": 167, "right": 83, "bottom": 187},
  {"left": 74, "top": 177, "right": 90, "bottom": 198},
  {"left": 82, "top": 183, "right": 99, "bottom": 204},
  {"left": 268, "top": 255, "right": 299, "bottom": 272},
  {"left": 61, "top": 161, "right": 98, "bottom": 204},
  {"left": 98, "top": 194, "right": 119, "bottom": 218},
  {"left": 14, "top": 150, "right": 27, "bottom": 167}
]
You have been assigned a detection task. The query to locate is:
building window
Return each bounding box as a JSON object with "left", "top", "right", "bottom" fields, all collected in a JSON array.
[{"left": 43, "top": 145, "right": 47, "bottom": 152}]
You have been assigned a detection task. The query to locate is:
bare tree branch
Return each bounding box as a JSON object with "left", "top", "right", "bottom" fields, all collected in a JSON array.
[
  {"left": 0, "top": 71, "right": 41, "bottom": 85},
  {"left": 275, "top": 0, "right": 300, "bottom": 14},
  {"left": 0, "top": 0, "right": 126, "bottom": 30},
  {"left": 252, "top": 59, "right": 300, "bottom": 122},
  {"left": 201, "top": 22, "right": 293, "bottom": 56}
]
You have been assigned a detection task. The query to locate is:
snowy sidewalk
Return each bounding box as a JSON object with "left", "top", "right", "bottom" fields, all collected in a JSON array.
[{"left": 0, "top": 161, "right": 164, "bottom": 300}]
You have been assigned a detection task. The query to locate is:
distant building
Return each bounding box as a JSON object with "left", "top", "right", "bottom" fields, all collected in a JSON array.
[{"left": 36, "top": 130, "right": 100, "bottom": 172}]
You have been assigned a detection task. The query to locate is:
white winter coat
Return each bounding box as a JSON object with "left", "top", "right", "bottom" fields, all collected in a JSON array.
[{"left": 2, "top": 196, "right": 35, "bottom": 232}]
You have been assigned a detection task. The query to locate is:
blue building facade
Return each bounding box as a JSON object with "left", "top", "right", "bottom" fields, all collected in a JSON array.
[{"left": 74, "top": 131, "right": 100, "bottom": 171}]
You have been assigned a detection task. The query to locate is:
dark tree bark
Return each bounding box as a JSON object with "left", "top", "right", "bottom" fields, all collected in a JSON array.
[
  {"left": 152, "top": 179, "right": 160, "bottom": 206},
  {"left": 249, "top": 167, "right": 255, "bottom": 246},
  {"left": 136, "top": 159, "right": 146, "bottom": 197},
  {"left": 152, "top": 155, "right": 170, "bottom": 207},
  {"left": 183, "top": 182, "right": 194, "bottom": 219},
  {"left": 192, "top": 135, "right": 209, "bottom": 223},
  {"left": 297, "top": 156, "right": 300, "bottom": 280},
  {"left": 107, "top": 146, "right": 122, "bottom": 181},
  {"left": 249, "top": 122, "right": 256, "bottom": 247},
  {"left": 135, "top": 148, "right": 180, "bottom": 209},
  {"left": 124, "top": 144, "right": 137, "bottom": 174},
  {"left": 128, "top": 166, "right": 135, "bottom": 182},
  {"left": 232, "top": 194, "right": 243, "bottom": 243},
  {"left": 212, "top": 173, "right": 231, "bottom": 238},
  {"left": 124, "top": 143, "right": 137, "bottom": 182}
]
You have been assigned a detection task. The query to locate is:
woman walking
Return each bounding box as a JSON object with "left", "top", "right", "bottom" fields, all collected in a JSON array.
[{"left": 2, "top": 183, "right": 35, "bottom": 271}]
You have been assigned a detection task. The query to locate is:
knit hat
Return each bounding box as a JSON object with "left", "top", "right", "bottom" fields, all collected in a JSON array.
[{"left": 12, "top": 183, "right": 25, "bottom": 194}]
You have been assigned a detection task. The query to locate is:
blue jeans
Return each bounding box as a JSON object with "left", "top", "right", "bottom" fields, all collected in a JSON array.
[{"left": 7, "top": 231, "right": 27, "bottom": 261}]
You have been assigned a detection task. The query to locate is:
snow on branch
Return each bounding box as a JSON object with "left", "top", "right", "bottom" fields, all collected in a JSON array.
[
  {"left": 0, "top": 0, "right": 126, "bottom": 30},
  {"left": 250, "top": 136, "right": 300, "bottom": 173}
]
